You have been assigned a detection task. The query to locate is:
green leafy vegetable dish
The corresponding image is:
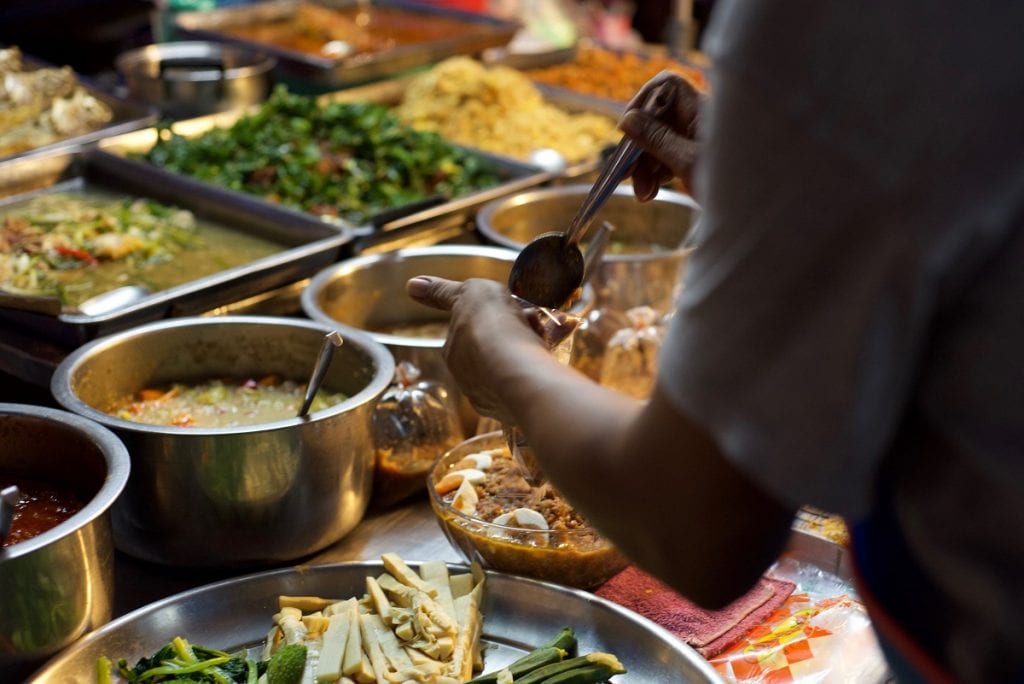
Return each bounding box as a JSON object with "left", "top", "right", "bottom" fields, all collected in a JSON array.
[{"left": 141, "top": 86, "right": 501, "bottom": 225}]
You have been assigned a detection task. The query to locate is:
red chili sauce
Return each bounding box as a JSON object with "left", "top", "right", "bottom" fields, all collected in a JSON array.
[{"left": 2, "top": 477, "right": 84, "bottom": 547}]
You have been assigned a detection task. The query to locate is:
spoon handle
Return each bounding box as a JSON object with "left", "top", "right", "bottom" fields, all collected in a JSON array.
[
  {"left": 564, "top": 81, "right": 677, "bottom": 247},
  {"left": 299, "top": 330, "right": 344, "bottom": 417}
]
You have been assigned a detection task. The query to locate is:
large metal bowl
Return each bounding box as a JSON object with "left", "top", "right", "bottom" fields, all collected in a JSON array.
[
  {"left": 301, "top": 246, "right": 519, "bottom": 433},
  {"left": 477, "top": 185, "right": 700, "bottom": 313},
  {"left": 50, "top": 316, "right": 394, "bottom": 567},
  {"left": 0, "top": 404, "right": 130, "bottom": 679}
]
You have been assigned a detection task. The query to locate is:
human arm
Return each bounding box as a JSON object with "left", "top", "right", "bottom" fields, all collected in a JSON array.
[{"left": 406, "top": 276, "right": 795, "bottom": 608}]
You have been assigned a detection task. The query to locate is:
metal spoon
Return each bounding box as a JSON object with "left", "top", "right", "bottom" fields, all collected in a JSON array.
[
  {"left": 506, "top": 221, "right": 616, "bottom": 484},
  {"left": 507, "top": 82, "right": 676, "bottom": 309},
  {"left": 77, "top": 285, "right": 152, "bottom": 317},
  {"left": 298, "top": 330, "right": 344, "bottom": 417},
  {"left": 1, "top": 485, "right": 20, "bottom": 546}
]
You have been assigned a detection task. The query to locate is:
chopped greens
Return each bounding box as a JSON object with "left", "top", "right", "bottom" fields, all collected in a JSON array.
[
  {"left": 141, "top": 86, "right": 501, "bottom": 225},
  {"left": 106, "top": 636, "right": 265, "bottom": 683}
]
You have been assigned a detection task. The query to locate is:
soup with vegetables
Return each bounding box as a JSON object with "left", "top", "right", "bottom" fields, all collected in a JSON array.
[
  {"left": 0, "top": 190, "right": 284, "bottom": 306},
  {"left": 108, "top": 376, "right": 348, "bottom": 428}
]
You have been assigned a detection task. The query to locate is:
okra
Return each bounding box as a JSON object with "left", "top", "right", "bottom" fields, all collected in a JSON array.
[
  {"left": 542, "top": 662, "right": 630, "bottom": 683},
  {"left": 466, "top": 646, "right": 567, "bottom": 684},
  {"left": 513, "top": 653, "right": 626, "bottom": 684},
  {"left": 540, "top": 627, "right": 578, "bottom": 657}
]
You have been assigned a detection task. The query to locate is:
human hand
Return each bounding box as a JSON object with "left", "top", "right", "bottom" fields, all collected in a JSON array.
[
  {"left": 619, "top": 71, "right": 704, "bottom": 201},
  {"left": 406, "top": 276, "right": 550, "bottom": 423}
]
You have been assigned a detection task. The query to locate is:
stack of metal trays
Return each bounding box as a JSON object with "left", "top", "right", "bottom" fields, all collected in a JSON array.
[
  {"left": 0, "top": 149, "right": 354, "bottom": 351},
  {"left": 173, "top": 0, "right": 520, "bottom": 92}
]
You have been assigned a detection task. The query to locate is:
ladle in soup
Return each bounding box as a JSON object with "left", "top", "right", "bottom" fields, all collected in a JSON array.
[{"left": 298, "top": 330, "right": 345, "bottom": 417}]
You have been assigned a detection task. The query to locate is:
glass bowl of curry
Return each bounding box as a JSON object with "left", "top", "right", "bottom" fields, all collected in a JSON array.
[{"left": 428, "top": 431, "right": 627, "bottom": 590}]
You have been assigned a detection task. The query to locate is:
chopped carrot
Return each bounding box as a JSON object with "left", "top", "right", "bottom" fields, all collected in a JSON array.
[
  {"left": 258, "top": 374, "right": 280, "bottom": 386},
  {"left": 139, "top": 388, "right": 166, "bottom": 401},
  {"left": 172, "top": 413, "right": 194, "bottom": 427}
]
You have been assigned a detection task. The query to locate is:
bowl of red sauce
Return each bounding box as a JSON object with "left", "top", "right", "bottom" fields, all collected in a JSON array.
[{"left": 0, "top": 403, "right": 130, "bottom": 678}]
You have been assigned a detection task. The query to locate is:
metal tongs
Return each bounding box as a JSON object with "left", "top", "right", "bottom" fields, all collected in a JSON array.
[{"left": 508, "top": 81, "right": 677, "bottom": 309}]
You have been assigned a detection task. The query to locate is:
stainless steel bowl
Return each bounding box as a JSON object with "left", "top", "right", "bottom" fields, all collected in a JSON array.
[
  {"left": 116, "top": 41, "right": 275, "bottom": 120},
  {"left": 300, "top": 246, "right": 593, "bottom": 434},
  {"left": 0, "top": 404, "right": 130, "bottom": 679},
  {"left": 50, "top": 316, "right": 394, "bottom": 567},
  {"left": 477, "top": 185, "right": 700, "bottom": 313}
]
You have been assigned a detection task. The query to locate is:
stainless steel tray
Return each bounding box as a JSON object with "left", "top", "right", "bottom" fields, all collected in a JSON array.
[
  {"left": 0, "top": 53, "right": 157, "bottom": 165},
  {"left": 0, "top": 149, "right": 353, "bottom": 346},
  {"left": 97, "top": 98, "right": 552, "bottom": 255},
  {"left": 324, "top": 76, "right": 620, "bottom": 183},
  {"left": 28, "top": 561, "right": 723, "bottom": 683},
  {"left": 174, "top": 0, "right": 519, "bottom": 91}
]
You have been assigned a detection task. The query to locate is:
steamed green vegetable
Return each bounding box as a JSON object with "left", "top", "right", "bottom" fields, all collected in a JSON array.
[
  {"left": 105, "top": 636, "right": 264, "bottom": 683},
  {"left": 142, "top": 86, "right": 501, "bottom": 225}
]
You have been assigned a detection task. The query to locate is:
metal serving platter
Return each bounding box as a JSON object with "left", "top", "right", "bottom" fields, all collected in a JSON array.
[
  {"left": 29, "top": 561, "right": 723, "bottom": 683},
  {"left": 0, "top": 52, "right": 156, "bottom": 165},
  {"left": 0, "top": 148, "right": 353, "bottom": 346},
  {"left": 174, "top": 0, "right": 519, "bottom": 91},
  {"left": 324, "top": 76, "right": 622, "bottom": 184},
  {"left": 97, "top": 99, "right": 552, "bottom": 255}
]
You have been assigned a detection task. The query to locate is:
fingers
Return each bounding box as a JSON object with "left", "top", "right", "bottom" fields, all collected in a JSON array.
[
  {"left": 406, "top": 276, "right": 462, "bottom": 311},
  {"left": 620, "top": 110, "right": 699, "bottom": 178}
]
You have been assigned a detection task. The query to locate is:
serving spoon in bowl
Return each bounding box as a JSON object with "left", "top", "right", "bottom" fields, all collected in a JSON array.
[
  {"left": 508, "top": 81, "right": 676, "bottom": 309},
  {"left": 298, "top": 330, "right": 345, "bottom": 418}
]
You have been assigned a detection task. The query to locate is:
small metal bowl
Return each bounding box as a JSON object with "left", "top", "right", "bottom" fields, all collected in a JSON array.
[
  {"left": 50, "top": 316, "right": 394, "bottom": 567},
  {"left": 116, "top": 41, "right": 275, "bottom": 120},
  {"left": 0, "top": 403, "right": 130, "bottom": 678},
  {"left": 477, "top": 185, "right": 700, "bottom": 314}
]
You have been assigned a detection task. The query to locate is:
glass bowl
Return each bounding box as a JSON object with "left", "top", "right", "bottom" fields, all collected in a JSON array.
[{"left": 427, "top": 432, "right": 627, "bottom": 589}]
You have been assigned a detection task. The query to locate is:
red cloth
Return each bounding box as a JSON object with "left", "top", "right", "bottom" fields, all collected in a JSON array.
[{"left": 595, "top": 566, "right": 796, "bottom": 658}]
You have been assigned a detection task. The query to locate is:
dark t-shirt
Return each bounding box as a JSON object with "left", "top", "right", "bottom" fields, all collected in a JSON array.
[{"left": 659, "top": 1, "right": 1024, "bottom": 680}]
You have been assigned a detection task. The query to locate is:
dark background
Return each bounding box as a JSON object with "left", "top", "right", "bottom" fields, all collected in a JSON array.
[{"left": 0, "top": 0, "right": 156, "bottom": 75}]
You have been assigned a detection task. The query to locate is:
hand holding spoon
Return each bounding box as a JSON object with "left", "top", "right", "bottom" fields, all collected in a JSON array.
[{"left": 507, "top": 81, "right": 677, "bottom": 309}]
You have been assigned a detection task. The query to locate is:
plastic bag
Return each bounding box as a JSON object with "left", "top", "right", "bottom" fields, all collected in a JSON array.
[
  {"left": 371, "top": 361, "right": 464, "bottom": 508},
  {"left": 598, "top": 305, "right": 664, "bottom": 399},
  {"left": 711, "top": 558, "right": 891, "bottom": 683}
]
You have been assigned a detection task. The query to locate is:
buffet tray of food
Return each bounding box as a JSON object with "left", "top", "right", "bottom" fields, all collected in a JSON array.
[
  {"left": 0, "top": 47, "right": 156, "bottom": 165},
  {"left": 519, "top": 44, "right": 709, "bottom": 110},
  {"left": 325, "top": 68, "right": 624, "bottom": 183},
  {"left": 173, "top": 0, "right": 520, "bottom": 90},
  {"left": 95, "top": 86, "right": 552, "bottom": 253},
  {"left": 0, "top": 148, "right": 354, "bottom": 346}
]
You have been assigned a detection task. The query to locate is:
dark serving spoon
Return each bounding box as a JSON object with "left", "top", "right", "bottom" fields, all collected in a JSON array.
[{"left": 507, "top": 81, "right": 676, "bottom": 309}]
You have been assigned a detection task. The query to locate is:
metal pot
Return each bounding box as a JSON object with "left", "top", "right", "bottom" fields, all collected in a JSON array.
[
  {"left": 476, "top": 185, "right": 700, "bottom": 314},
  {"left": 0, "top": 404, "right": 130, "bottom": 679},
  {"left": 116, "top": 41, "right": 275, "bottom": 120},
  {"left": 300, "top": 246, "right": 520, "bottom": 434},
  {"left": 50, "top": 316, "right": 394, "bottom": 567}
]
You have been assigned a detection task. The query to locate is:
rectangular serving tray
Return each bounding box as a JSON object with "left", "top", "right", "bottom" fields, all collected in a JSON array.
[
  {"left": 96, "top": 96, "right": 553, "bottom": 254},
  {"left": 0, "top": 52, "right": 157, "bottom": 165},
  {"left": 0, "top": 148, "right": 354, "bottom": 346},
  {"left": 174, "top": 0, "right": 519, "bottom": 91}
]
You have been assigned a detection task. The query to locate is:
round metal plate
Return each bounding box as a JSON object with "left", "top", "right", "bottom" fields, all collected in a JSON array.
[{"left": 29, "top": 561, "right": 722, "bottom": 683}]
